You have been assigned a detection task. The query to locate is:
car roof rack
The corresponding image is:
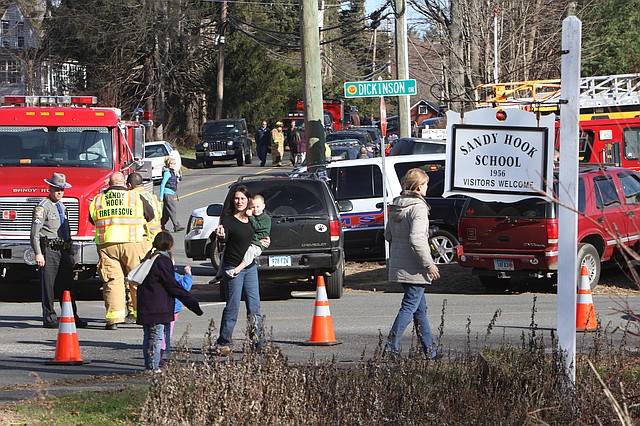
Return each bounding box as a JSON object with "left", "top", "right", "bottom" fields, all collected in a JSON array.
[{"left": 236, "top": 172, "right": 323, "bottom": 183}]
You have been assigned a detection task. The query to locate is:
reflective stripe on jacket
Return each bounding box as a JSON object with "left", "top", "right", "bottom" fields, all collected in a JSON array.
[
  {"left": 89, "top": 189, "right": 146, "bottom": 244},
  {"left": 139, "top": 190, "right": 163, "bottom": 240}
]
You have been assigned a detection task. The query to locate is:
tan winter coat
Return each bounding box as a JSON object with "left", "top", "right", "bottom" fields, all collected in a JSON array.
[{"left": 384, "top": 191, "right": 435, "bottom": 285}]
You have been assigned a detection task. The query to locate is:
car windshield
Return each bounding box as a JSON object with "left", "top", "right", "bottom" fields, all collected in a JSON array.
[
  {"left": 0, "top": 126, "right": 114, "bottom": 168},
  {"left": 145, "top": 144, "right": 169, "bottom": 158},
  {"left": 203, "top": 122, "right": 239, "bottom": 135}
]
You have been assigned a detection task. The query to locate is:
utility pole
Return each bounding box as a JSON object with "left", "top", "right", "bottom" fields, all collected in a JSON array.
[
  {"left": 215, "top": 0, "right": 227, "bottom": 120},
  {"left": 301, "top": 0, "right": 326, "bottom": 170},
  {"left": 395, "top": 0, "right": 410, "bottom": 137}
]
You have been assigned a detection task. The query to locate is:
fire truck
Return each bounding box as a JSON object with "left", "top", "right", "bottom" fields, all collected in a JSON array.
[
  {"left": 284, "top": 99, "right": 360, "bottom": 132},
  {"left": 0, "top": 95, "right": 146, "bottom": 280},
  {"left": 474, "top": 74, "right": 640, "bottom": 170}
]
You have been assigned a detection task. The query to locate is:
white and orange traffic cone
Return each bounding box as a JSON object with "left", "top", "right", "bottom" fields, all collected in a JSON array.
[
  {"left": 45, "top": 290, "right": 90, "bottom": 365},
  {"left": 576, "top": 265, "right": 598, "bottom": 331},
  {"left": 303, "top": 276, "right": 341, "bottom": 346}
]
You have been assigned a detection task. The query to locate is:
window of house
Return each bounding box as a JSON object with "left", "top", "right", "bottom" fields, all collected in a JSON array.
[
  {"left": 418, "top": 105, "right": 428, "bottom": 115},
  {"left": 16, "top": 22, "right": 24, "bottom": 48},
  {"left": 0, "top": 59, "right": 21, "bottom": 84},
  {"left": 1, "top": 20, "right": 9, "bottom": 48}
]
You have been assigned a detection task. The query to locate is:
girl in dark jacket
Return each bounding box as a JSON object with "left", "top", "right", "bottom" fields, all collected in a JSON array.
[{"left": 137, "top": 231, "right": 203, "bottom": 372}]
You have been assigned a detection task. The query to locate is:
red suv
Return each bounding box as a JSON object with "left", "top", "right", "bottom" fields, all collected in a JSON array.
[{"left": 456, "top": 166, "right": 640, "bottom": 289}]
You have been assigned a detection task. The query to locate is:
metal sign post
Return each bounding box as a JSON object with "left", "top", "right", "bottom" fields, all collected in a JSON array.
[{"left": 380, "top": 96, "right": 389, "bottom": 259}]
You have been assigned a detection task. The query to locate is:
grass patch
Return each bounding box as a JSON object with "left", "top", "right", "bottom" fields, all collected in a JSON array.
[{"left": 8, "top": 385, "right": 148, "bottom": 425}]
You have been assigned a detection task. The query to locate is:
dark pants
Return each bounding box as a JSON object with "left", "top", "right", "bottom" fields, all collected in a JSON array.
[
  {"left": 41, "top": 246, "right": 80, "bottom": 325},
  {"left": 256, "top": 144, "right": 269, "bottom": 166},
  {"left": 161, "top": 193, "right": 181, "bottom": 230}
]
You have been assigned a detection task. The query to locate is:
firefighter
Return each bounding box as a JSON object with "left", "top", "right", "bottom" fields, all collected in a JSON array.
[
  {"left": 124, "top": 172, "right": 163, "bottom": 323},
  {"left": 89, "top": 171, "right": 153, "bottom": 330},
  {"left": 271, "top": 121, "right": 285, "bottom": 166},
  {"left": 31, "top": 173, "right": 87, "bottom": 329}
]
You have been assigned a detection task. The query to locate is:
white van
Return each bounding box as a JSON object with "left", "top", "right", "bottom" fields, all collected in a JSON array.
[{"left": 322, "top": 154, "right": 465, "bottom": 263}]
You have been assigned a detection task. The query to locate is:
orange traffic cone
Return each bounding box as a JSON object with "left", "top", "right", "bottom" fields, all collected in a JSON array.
[
  {"left": 576, "top": 265, "right": 598, "bottom": 331},
  {"left": 45, "top": 290, "right": 90, "bottom": 365},
  {"left": 303, "top": 276, "right": 341, "bottom": 346}
]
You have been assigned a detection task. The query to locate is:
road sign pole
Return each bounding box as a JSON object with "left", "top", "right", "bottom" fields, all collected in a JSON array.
[{"left": 380, "top": 96, "right": 389, "bottom": 260}]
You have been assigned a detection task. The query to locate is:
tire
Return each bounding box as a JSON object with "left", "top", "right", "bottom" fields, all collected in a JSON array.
[
  {"left": 577, "top": 243, "right": 600, "bottom": 290},
  {"left": 429, "top": 230, "right": 459, "bottom": 264},
  {"left": 479, "top": 275, "right": 511, "bottom": 288},
  {"left": 325, "top": 259, "right": 345, "bottom": 299},
  {"left": 210, "top": 238, "right": 222, "bottom": 270},
  {"left": 236, "top": 150, "right": 245, "bottom": 166},
  {"left": 245, "top": 143, "right": 253, "bottom": 164}
]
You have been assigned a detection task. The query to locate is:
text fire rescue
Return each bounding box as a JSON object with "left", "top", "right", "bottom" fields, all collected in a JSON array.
[
  {"left": 97, "top": 192, "right": 133, "bottom": 218},
  {"left": 458, "top": 131, "right": 540, "bottom": 190}
]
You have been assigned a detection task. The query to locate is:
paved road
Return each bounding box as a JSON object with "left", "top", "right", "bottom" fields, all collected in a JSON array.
[{"left": 1, "top": 160, "right": 640, "bottom": 403}]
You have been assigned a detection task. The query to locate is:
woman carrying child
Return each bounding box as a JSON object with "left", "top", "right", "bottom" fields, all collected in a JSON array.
[{"left": 137, "top": 231, "right": 203, "bottom": 372}]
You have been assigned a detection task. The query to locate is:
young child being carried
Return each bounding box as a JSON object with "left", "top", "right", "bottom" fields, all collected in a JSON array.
[{"left": 225, "top": 193, "right": 271, "bottom": 278}]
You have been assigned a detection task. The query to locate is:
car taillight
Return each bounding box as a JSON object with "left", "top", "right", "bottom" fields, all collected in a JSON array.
[
  {"left": 329, "top": 219, "right": 340, "bottom": 242},
  {"left": 547, "top": 221, "right": 558, "bottom": 244}
]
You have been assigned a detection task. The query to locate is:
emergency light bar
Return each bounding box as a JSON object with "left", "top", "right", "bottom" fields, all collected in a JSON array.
[{"left": 1, "top": 95, "right": 97, "bottom": 107}]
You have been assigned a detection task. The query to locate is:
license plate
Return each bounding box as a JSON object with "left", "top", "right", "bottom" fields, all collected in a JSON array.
[
  {"left": 269, "top": 255, "right": 292, "bottom": 267},
  {"left": 211, "top": 151, "right": 226, "bottom": 157},
  {"left": 494, "top": 259, "right": 514, "bottom": 271}
]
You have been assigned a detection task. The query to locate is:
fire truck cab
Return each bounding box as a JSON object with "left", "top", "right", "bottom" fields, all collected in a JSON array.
[{"left": 0, "top": 95, "right": 145, "bottom": 280}]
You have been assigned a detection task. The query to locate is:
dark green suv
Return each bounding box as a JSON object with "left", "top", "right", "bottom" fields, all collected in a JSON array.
[{"left": 196, "top": 118, "right": 253, "bottom": 167}]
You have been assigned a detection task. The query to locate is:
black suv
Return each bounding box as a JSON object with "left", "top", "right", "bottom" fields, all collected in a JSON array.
[
  {"left": 208, "top": 174, "right": 349, "bottom": 298},
  {"left": 389, "top": 138, "right": 447, "bottom": 156},
  {"left": 196, "top": 118, "right": 253, "bottom": 167}
]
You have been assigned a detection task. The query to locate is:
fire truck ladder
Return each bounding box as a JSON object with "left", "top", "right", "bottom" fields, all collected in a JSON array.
[{"left": 474, "top": 74, "right": 640, "bottom": 112}]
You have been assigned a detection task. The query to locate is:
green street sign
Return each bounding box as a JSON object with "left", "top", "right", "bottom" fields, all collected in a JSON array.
[{"left": 344, "top": 79, "right": 417, "bottom": 98}]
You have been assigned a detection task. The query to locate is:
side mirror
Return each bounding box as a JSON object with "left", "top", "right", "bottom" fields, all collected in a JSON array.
[
  {"left": 337, "top": 200, "right": 353, "bottom": 212},
  {"left": 132, "top": 127, "right": 145, "bottom": 159},
  {"left": 207, "top": 203, "right": 224, "bottom": 217}
]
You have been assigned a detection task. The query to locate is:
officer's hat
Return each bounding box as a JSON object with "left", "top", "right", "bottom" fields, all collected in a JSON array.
[
  {"left": 275, "top": 121, "right": 283, "bottom": 126},
  {"left": 44, "top": 173, "right": 72, "bottom": 189}
]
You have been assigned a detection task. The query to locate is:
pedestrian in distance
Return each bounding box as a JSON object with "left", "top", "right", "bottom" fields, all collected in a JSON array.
[
  {"left": 89, "top": 171, "right": 154, "bottom": 330},
  {"left": 31, "top": 173, "right": 87, "bottom": 329},
  {"left": 125, "top": 172, "right": 163, "bottom": 323},
  {"left": 136, "top": 231, "right": 203, "bottom": 373},
  {"left": 287, "top": 121, "right": 299, "bottom": 166},
  {"left": 255, "top": 120, "right": 271, "bottom": 167},
  {"left": 160, "top": 255, "right": 193, "bottom": 366},
  {"left": 383, "top": 168, "right": 440, "bottom": 359},
  {"left": 271, "top": 121, "right": 285, "bottom": 166},
  {"left": 295, "top": 123, "right": 307, "bottom": 166},
  {"left": 160, "top": 156, "right": 184, "bottom": 233},
  {"left": 214, "top": 186, "right": 270, "bottom": 356}
]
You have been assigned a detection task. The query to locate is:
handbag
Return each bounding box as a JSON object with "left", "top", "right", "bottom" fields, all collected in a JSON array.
[{"left": 127, "top": 255, "right": 159, "bottom": 285}]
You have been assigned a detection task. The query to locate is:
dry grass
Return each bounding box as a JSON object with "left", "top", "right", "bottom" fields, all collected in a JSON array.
[{"left": 139, "top": 306, "right": 640, "bottom": 425}]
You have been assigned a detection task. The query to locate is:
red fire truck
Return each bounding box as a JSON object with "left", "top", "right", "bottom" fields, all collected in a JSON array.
[
  {"left": 285, "top": 99, "right": 360, "bottom": 132},
  {"left": 0, "top": 95, "right": 146, "bottom": 280}
]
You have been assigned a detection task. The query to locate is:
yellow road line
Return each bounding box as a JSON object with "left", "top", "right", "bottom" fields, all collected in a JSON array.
[{"left": 179, "top": 167, "right": 276, "bottom": 199}]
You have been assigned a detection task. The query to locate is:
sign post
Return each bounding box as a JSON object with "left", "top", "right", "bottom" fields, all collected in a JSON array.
[{"left": 380, "top": 96, "right": 389, "bottom": 259}]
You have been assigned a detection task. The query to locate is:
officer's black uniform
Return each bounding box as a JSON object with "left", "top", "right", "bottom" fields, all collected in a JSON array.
[{"left": 30, "top": 174, "right": 86, "bottom": 328}]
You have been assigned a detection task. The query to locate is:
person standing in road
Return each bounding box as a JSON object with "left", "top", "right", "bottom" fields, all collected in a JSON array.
[
  {"left": 31, "top": 173, "right": 87, "bottom": 329},
  {"left": 214, "top": 186, "right": 270, "bottom": 356},
  {"left": 255, "top": 120, "right": 271, "bottom": 167},
  {"left": 89, "top": 171, "right": 154, "bottom": 330},
  {"left": 287, "top": 121, "right": 300, "bottom": 166},
  {"left": 271, "top": 121, "right": 285, "bottom": 166},
  {"left": 383, "top": 168, "right": 440, "bottom": 359},
  {"left": 295, "top": 124, "right": 307, "bottom": 166},
  {"left": 136, "top": 231, "right": 203, "bottom": 373},
  {"left": 125, "top": 172, "right": 163, "bottom": 323},
  {"left": 159, "top": 157, "right": 184, "bottom": 233}
]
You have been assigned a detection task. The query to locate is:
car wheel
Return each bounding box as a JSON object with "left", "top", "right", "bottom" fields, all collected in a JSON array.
[
  {"left": 237, "top": 150, "right": 245, "bottom": 166},
  {"left": 210, "top": 238, "right": 222, "bottom": 270},
  {"left": 577, "top": 242, "right": 600, "bottom": 290},
  {"left": 245, "top": 143, "right": 253, "bottom": 164},
  {"left": 479, "top": 275, "right": 511, "bottom": 288},
  {"left": 429, "top": 230, "right": 459, "bottom": 264},
  {"left": 325, "top": 259, "right": 345, "bottom": 299}
]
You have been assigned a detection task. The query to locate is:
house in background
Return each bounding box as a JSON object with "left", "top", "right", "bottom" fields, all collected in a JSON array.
[
  {"left": 0, "top": 0, "right": 85, "bottom": 97},
  {"left": 410, "top": 99, "right": 441, "bottom": 125}
]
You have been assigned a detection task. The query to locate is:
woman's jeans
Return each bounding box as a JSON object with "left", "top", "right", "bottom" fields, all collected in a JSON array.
[
  {"left": 217, "top": 263, "right": 264, "bottom": 348},
  {"left": 143, "top": 323, "right": 166, "bottom": 370},
  {"left": 385, "top": 284, "right": 436, "bottom": 358}
]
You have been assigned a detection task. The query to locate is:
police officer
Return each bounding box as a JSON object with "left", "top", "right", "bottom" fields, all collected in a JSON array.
[
  {"left": 31, "top": 173, "right": 87, "bottom": 329},
  {"left": 125, "top": 172, "right": 162, "bottom": 323},
  {"left": 89, "top": 171, "right": 153, "bottom": 330},
  {"left": 271, "top": 121, "right": 285, "bottom": 166}
]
